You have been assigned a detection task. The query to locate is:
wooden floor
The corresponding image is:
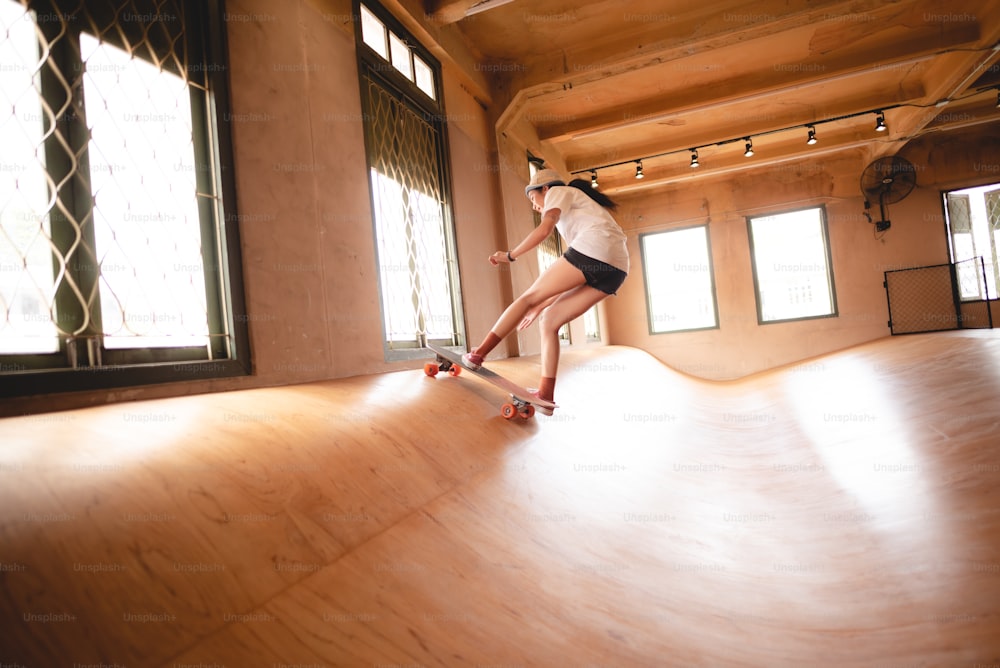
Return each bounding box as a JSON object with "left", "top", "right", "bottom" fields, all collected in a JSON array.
[{"left": 2, "top": 331, "right": 1000, "bottom": 667}]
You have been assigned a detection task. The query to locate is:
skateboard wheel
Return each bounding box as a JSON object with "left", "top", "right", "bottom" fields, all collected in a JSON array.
[
  {"left": 424, "top": 363, "right": 439, "bottom": 377},
  {"left": 519, "top": 405, "right": 535, "bottom": 419},
  {"left": 501, "top": 403, "right": 517, "bottom": 419},
  {"left": 447, "top": 364, "right": 461, "bottom": 377}
]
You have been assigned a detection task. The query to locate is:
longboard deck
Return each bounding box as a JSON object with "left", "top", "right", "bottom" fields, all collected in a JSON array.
[{"left": 425, "top": 343, "right": 557, "bottom": 418}]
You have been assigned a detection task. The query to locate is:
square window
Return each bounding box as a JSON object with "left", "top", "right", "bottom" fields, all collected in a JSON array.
[
  {"left": 389, "top": 32, "right": 412, "bottom": 80},
  {"left": 747, "top": 206, "right": 837, "bottom": 323},
  {"left": 640, "top": 225, "right": 718, "bottom": 333},
  {"left": 360, "top": 5, "right": 387, "bottom": 59},
  {"left": 413, "top": 55, "right": 435, "bottom": 99}
]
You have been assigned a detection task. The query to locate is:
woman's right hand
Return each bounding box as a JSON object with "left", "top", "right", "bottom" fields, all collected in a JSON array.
[{"left": 489, "top": 251, "right": 509, "bottom": 266}]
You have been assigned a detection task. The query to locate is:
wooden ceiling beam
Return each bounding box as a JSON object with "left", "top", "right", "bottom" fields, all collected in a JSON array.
[
  {"left": 426, "top": 0, "right": 516, "bottom": 25},
  {"left": 868, "top": 9, "right": 1000, "bottom": 162},
  {"left": 501, "top": 0, "right": 919, "bottom": 102},
  {"left": 539, "top": 56, "right": 937, "bottom": 146},
  {"left": 534, "top": 17, "right": 981, "bottom": 143}
]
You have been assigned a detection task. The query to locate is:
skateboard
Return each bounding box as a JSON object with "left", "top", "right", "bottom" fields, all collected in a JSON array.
[{"left": 423, "top": 343, "right": 557, "bottom": 420}]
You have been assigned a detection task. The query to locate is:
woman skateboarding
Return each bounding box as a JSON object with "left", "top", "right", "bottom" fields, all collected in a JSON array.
[{"left": 463, "top": 168, "right": 629, "bottom": 414}]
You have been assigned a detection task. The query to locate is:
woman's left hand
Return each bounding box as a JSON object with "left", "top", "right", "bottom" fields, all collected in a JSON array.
[{"left": 518, "top": 305, "right": 544, "bottom": 330}]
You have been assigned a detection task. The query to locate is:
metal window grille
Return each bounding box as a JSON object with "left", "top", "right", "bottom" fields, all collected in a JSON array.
[
  {"left": 987, "top": 190, "right": 1000, "bottom": 230},
  {"left": 944, "top": 186, "right": 1000, "bottom": 302},
  {"left": 359, "top": 80, "right": 463, "bottom": 357},
  {"left": 986, "top": 188, "right": 1000, "bottom": 293},
  {"left": 0, "top": 0, "right": 247, "bottom": 394}
]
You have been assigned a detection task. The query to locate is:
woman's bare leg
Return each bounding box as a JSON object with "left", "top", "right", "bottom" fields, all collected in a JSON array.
[
  {"left": 536, "top": 284, "right": 608, "bottom": 397},
  {"left": 473, "top": 258, "right": 586, "bottom": 356}
]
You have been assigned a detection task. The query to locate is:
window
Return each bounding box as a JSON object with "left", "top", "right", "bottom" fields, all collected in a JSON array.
[
  {"left": 357, "top": 1, "right": 462, "bottom": 357},
  {"left": 640, "top": 225, "right": 718, "bottom": 333},
  {"left": 943, "top": 183, "right": 1000, "bottom": 300},
  {"left": 0, "top": 0, "right": 247, "bottom": 397},
  {"left": 747, "top": 206, "right": 837, "bottom": 323},
  {"left": 583, "top": 304, "right": 601, "bottom": 342},
  {"left": 360, "top": 3, "right": 435, "bottom": 100}
]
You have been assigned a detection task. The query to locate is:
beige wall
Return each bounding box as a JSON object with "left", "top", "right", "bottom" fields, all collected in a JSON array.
[{"left": 605, "top": 130, "right": 1000, "bottom": 379}]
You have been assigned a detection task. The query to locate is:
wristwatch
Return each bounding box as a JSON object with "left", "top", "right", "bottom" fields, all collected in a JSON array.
[{"left": 507, "top": 251, "right": 516, "bottom": 262}]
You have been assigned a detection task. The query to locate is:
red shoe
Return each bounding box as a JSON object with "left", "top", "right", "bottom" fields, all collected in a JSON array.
[
  {"left": 462, "top": 352, "right": 484, "bottom": 370},
  {"left": 528, "top": 389, "right": 556, "bottom": 416}
]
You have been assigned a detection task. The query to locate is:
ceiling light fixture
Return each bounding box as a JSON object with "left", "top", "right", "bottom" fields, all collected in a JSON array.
[
  {"left": 875, "top": 111, "right": 887, "bottom": 132},
  {"left": 569, "top": 104, "right": 907, "bottom": 183}
]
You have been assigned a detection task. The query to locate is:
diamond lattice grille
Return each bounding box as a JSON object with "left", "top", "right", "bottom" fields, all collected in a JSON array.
[
  {"left": 364, "top": 71, "right": 459, "bottom": 347},
  {"left": 1, "top": 0, "right": 59, "bottom": 352},
  {"left": 0, "top": 0, "right": 213, "bottom": 360}
]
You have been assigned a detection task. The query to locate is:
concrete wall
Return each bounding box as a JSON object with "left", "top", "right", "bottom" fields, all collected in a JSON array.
[
  {"left": 6, "top": 0, "right": 508, "bottom": 414},
  {"left": 227, "top": 0, "right": 507, "bottom": 380}
]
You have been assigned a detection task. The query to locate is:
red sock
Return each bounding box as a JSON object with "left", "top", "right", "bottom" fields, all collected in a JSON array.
[
  {"left": 474, "top": 331, "right": 502, "bottom": 358},
  {"left": 538, "top": 376, "right": 556, "bottom": 402}
]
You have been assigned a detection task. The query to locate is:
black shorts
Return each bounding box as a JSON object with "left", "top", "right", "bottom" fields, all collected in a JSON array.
[{"left": 563, "top": 247, "right": 628, "bottom": 295}]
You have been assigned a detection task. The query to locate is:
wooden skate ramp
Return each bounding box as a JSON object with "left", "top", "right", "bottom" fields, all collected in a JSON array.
[{"left": 1, "top": 332, "right": 999, "bottom": 666}]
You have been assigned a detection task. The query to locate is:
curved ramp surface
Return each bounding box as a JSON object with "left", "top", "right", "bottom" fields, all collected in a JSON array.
[{"left": 1, "top": 332, "right": 999, "bottom": 666}]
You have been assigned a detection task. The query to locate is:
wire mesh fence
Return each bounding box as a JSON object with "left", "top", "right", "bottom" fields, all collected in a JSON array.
[{"left": 884, "top": 257, "right": 993, "bottom": 334}]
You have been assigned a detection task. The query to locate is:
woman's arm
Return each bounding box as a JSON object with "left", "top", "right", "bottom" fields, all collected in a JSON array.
[{"left": 490, "top": 208, "right": 560, "bottom": 265}]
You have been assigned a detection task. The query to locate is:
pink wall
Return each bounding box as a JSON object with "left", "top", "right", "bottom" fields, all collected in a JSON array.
[
  {"left": 5, "top": 1, "right": 998, "bottom": 414},
  {"left": 605, "top": 130, "right": 1000, "bottom": 379}
]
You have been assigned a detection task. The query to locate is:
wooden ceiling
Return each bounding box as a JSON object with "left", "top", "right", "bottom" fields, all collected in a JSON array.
[{"left": 417, "top": 0, "right": 1000, "bottom": 194}]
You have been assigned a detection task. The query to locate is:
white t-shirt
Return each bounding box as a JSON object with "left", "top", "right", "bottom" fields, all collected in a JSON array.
[{"left": 542, "top": 186, "right": 629, "bottom": 273}]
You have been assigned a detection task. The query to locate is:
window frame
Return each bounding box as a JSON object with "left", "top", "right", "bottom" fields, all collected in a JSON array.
[
  {"left": 357, "top": 1, "right": 439, "bottom": 104},
  {"left": 0, "top": 0, "right": 250, "bottom": 399},
  {"left": 354, "top": 0, "right": 464, "bottom": 360},
  {"left": 942, "top": 182, "right": 1000, "bottom": 301},
  {"left": 639, "top": 223, "right": 720, "bottom": 335},
  {"left": 746, "top": 204, "right": 839, "bottom": 325}
]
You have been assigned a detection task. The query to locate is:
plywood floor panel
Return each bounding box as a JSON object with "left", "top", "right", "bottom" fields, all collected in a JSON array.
[{"left": 2, "top": 333, "right": 1000, "bottom": 666}]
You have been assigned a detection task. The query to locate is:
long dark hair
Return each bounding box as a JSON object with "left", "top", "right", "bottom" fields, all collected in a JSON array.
[{"left": 567, "top": 178, "right": 618, "bottom": 211}]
